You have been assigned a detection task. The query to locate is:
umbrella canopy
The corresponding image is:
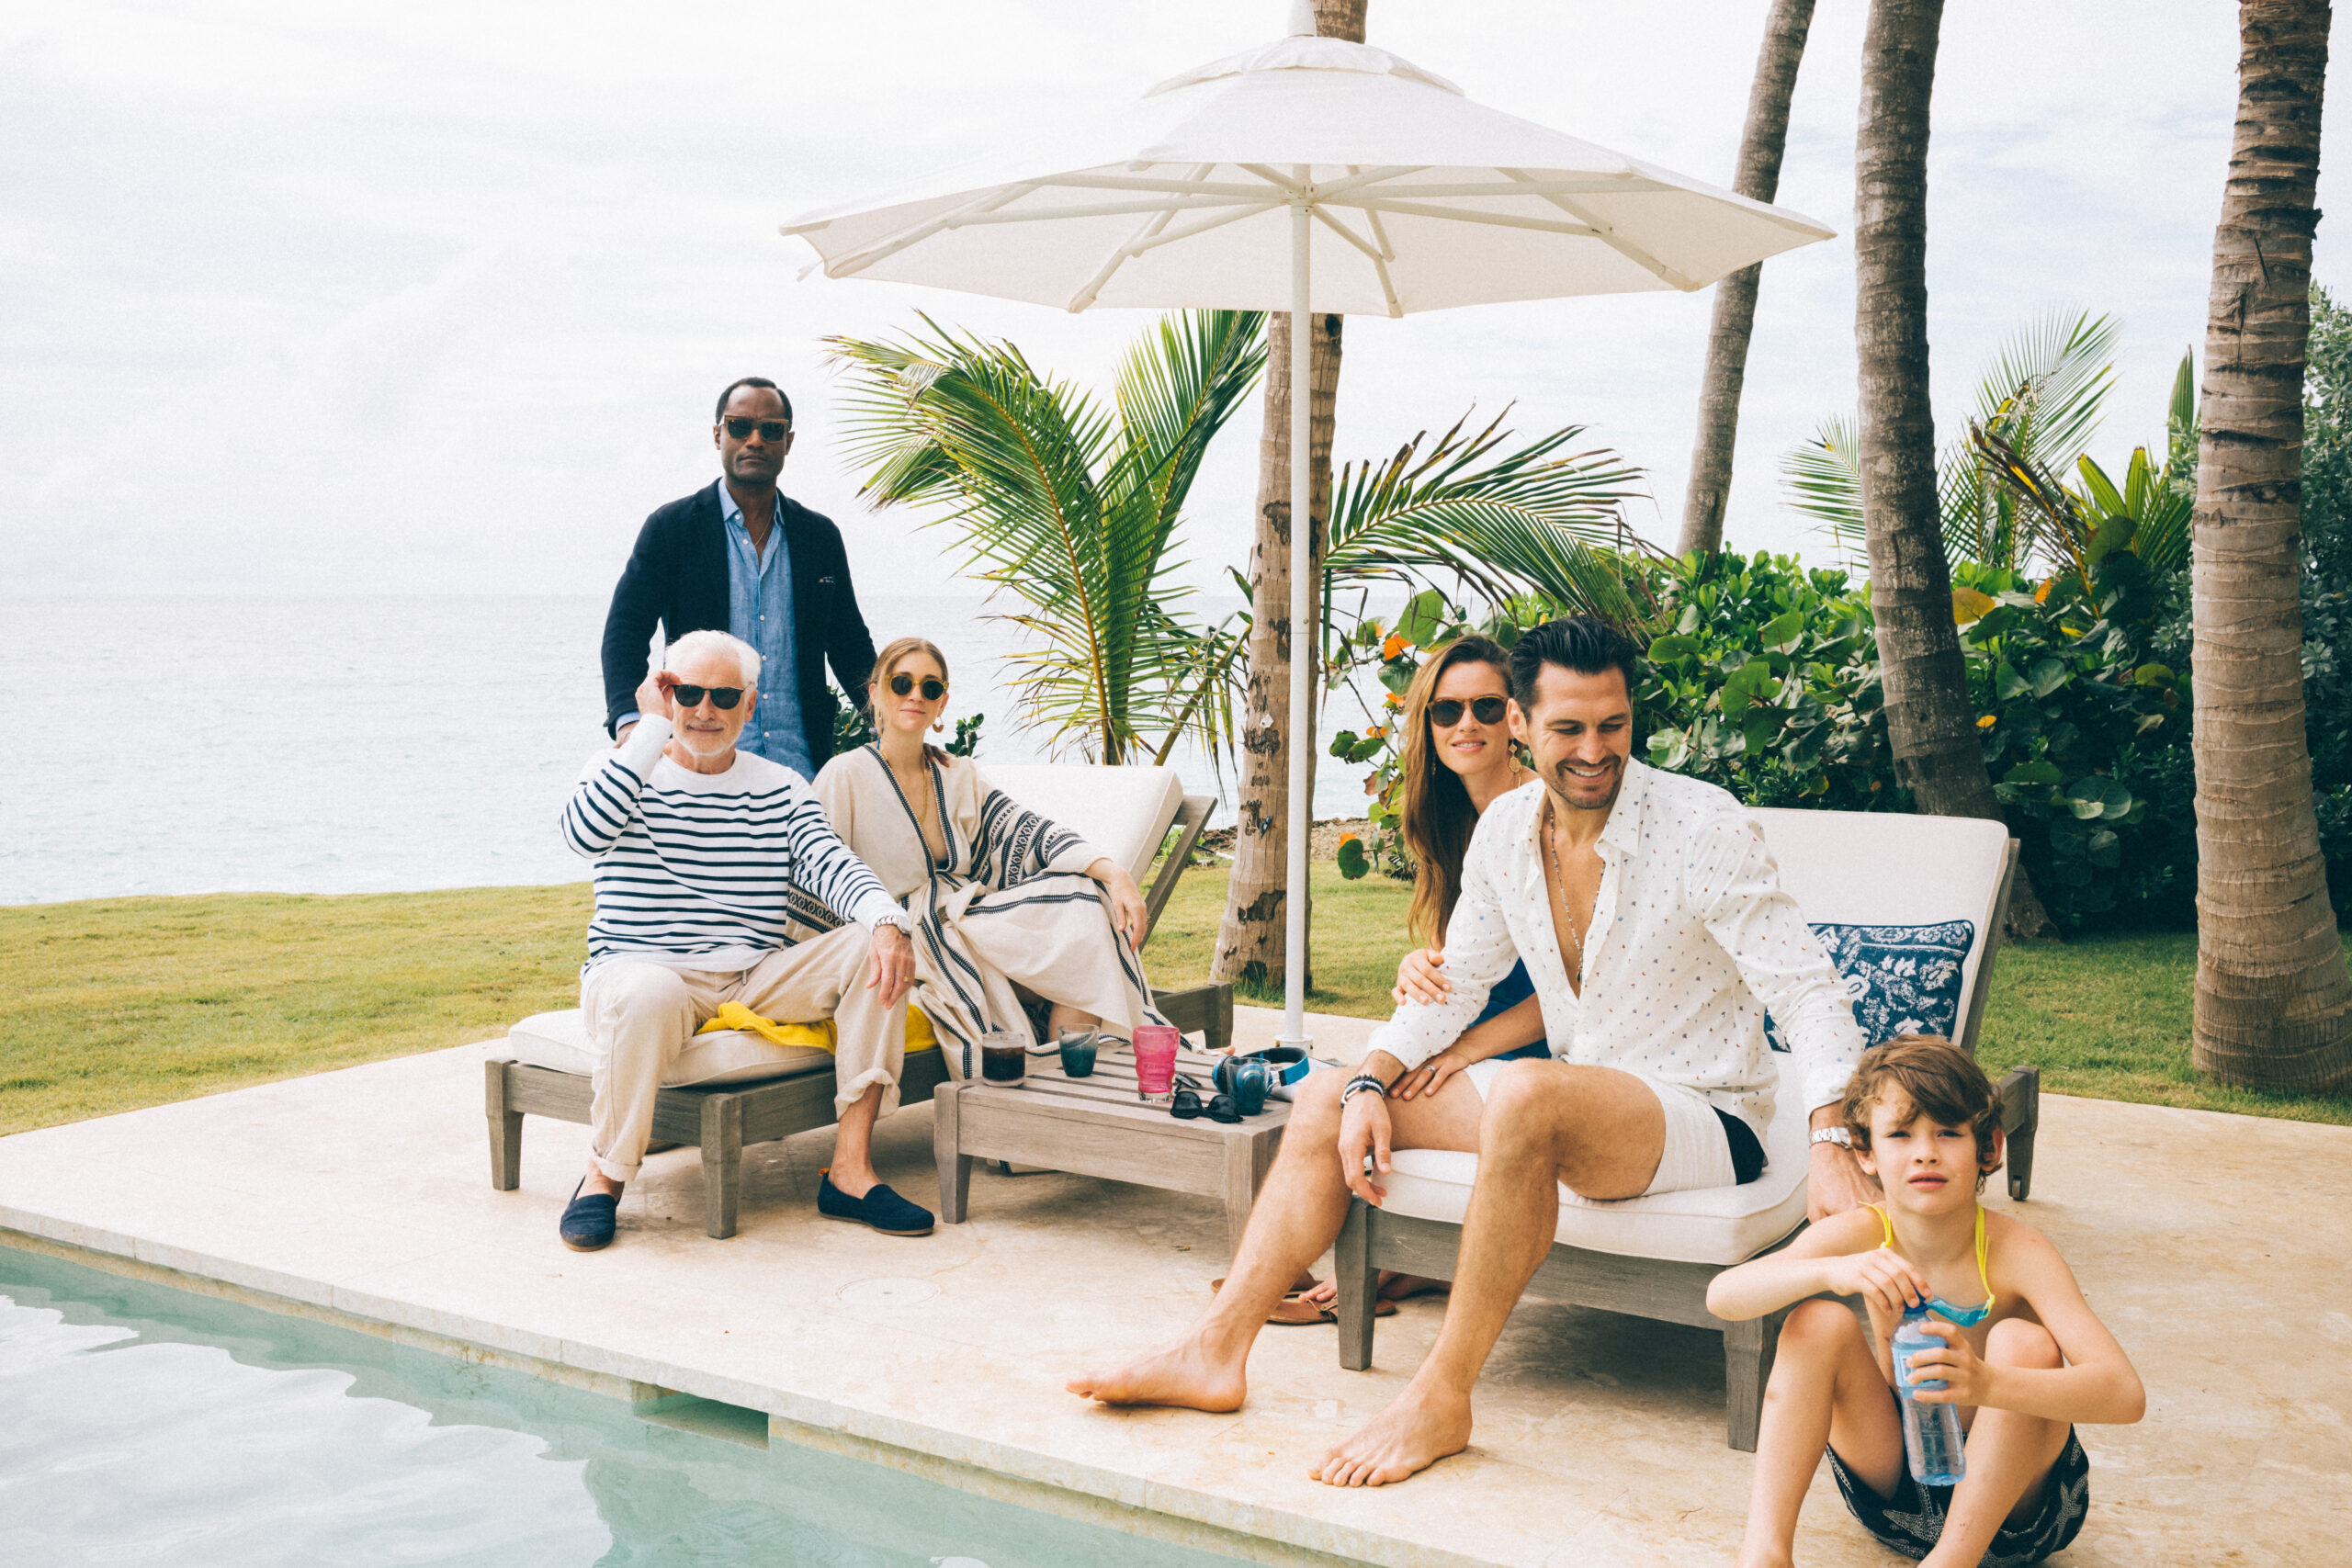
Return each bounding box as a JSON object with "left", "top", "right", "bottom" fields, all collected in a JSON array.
[
  {"left": 784, "top": 7, "right": 1833, "bottom": 1050},
  {"left": 784, "top": 32, "right": 1832, "bottom": 316}
]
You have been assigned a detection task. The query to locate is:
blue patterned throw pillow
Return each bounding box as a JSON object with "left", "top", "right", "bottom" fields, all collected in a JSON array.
[{"left": 1763, "top": 920, "right": 1975, "bottom": 1053}]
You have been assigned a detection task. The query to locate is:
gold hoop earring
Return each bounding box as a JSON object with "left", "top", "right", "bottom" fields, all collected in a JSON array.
[{"left": 932, "top": 719, "right": 944, "bottom": 733}]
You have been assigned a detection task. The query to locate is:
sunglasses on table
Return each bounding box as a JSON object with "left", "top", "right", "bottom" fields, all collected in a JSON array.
[
  {"left": 721, "top": 417, "right": 791, "bottom": 441},
  {"left": 1428, "top": 695, "right": 1509, "bottom": 727},
  {"left": 889, "top": 672, "right": 947, "bottom": 701},
  {"left": 668, "top": 683, "right": 744, "bottom": 709}
]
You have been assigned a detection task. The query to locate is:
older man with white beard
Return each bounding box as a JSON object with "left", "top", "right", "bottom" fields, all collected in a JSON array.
[{"left": 556, "top": 628, "right": 928, "bottom": 1251}]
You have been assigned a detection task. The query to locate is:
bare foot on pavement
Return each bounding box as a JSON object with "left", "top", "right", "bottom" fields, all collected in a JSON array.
[
  {"left": 1310, "top": 1381, "right": 1471, "bottom": 1486},
  {"left": 1068, "top": 1335, "right": 1247, "bottom": 1412}
]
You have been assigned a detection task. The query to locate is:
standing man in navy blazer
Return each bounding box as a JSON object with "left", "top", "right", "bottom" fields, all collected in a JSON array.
[{"left": 601, "top": 377, "right": 877, "bottom": 778}]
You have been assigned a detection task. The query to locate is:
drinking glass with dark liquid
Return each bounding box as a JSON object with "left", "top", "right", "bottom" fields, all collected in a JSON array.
[{"left": 979, "top": 1030, "right": 1028, "bottom": 1084}]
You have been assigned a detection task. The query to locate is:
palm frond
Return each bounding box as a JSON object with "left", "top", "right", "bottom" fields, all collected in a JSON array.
[
  {"left": 1325, "top": 411, "right": 1651, "bottom": 624},
  {"left": 1781, "top": 415, "right": 1868, "bottom": 569},
  {"left": 1972, "top": 309, "right": 2120, "bottom": 473},
  {"left": 827, "top": 312, "right": 1253, "bottom": 765},
  {"left": 1967, "top": 421, "right": 2091, "bottom": 592},
  {"left": 2165, "top": 348, "right": 2199, "bottom": 490}
]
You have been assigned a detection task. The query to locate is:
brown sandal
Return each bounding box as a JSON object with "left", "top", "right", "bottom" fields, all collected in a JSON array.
[{"left": 1209, "top": 1277, "right": 1396, "bottom": 1324}]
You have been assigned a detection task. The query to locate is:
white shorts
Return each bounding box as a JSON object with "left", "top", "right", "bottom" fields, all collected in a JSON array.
[{"left": 1460, "top": 1057, "right": 1740, "bottom": 1195}]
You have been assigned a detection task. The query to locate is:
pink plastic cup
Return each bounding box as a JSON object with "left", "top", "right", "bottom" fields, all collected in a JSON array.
[{"left": 1133, "top": 1025, "right": 1181, "bottom": 1103}]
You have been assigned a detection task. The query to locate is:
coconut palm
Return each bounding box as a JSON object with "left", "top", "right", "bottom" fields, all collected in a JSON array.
[
  {"left": 828, "top": 310, "right": 1265, "bottom": 766},
  {"left": 1852, "top": 0, "right": 2055, "bottom": 938},
  {"left": 1679, "top": 0, "right": 1819, "bottom": 557},
  {"left": 2188, "top": 0, "right": 2351, "bottom": 1092},
  {"left": 831, "top": 309, "right": 1651, "bottom": 796}
]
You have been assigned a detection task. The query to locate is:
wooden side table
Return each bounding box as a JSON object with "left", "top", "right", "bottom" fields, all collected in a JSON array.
[{"left": 933, "top": 1042, "right": 1291, "bottom": 1253}]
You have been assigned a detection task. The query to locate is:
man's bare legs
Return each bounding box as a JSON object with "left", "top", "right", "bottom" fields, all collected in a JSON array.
[
  {"left": 1310, "top": 1060, "right": 1664, "bottom": 1487},
  {"left": 1067, "top": 1066, "right": 1484, "bottom": 1411}
]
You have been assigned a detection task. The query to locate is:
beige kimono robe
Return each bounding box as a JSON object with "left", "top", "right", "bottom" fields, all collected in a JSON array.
[{"left": 810, "top": 745, "right": 1162, "bottom": 1066}]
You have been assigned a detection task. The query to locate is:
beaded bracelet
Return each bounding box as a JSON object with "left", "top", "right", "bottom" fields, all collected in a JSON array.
[{"left": 1339, "top": 1073, "right": 1390, "bottom": 1107}]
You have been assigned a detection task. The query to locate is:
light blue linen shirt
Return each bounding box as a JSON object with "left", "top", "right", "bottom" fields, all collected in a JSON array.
[{"left": 718, "top": 483, "right": 810, "bottom": 779}]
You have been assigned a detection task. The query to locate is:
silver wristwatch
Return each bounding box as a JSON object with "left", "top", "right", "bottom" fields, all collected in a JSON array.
[{"left": 1809, "top": 1125, "right": 1853, "bottom": 1149}]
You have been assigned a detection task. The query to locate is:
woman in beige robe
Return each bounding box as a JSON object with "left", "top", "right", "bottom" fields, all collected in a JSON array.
[{"left": 811, "top": 637, "right": 1162, "bottom": 1067}]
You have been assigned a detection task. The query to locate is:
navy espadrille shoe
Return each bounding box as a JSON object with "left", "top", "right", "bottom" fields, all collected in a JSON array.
[
  {"left": 817, "top": 1170, "right": 934, "bottom": 1236},
  {"left": 560, "top": 1179, "right": 619, "bottom": 1251}
]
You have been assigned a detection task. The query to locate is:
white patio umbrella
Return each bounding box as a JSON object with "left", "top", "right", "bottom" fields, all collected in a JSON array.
[{"left": 784, "top": 2, "right": 1833, "bottom": 1053}]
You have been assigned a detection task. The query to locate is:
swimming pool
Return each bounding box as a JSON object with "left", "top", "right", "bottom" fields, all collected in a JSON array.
[{"left": 0, "top": 1246, "right": 1250, "bottom": 1567}]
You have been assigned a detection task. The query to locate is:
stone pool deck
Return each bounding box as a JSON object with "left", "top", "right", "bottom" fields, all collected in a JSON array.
[{"left": 1, "top": 1006, "right": 2341, "bottom": 1567}]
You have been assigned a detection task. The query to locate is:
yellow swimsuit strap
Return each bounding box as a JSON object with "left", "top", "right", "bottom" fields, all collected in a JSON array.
[{"left": 1867, "top": 1202, "right": 1996, "bottom": 1310}]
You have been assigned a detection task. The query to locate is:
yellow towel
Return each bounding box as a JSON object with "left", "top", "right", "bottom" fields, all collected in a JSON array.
[{"left": 696, "top": 1001, "right": 940, "bottom": 1054}]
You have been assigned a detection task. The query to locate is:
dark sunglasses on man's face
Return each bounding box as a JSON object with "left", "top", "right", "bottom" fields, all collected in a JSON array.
[
  {"left": 670, "top": 684, "right": 744, "bottom": 710},
  {"left": 722, "top": 417, "right": 791, "bottom": 442},
  {"left": 1428, "top": 695, "right": 1509, "bottom": 728},
  {"left": 889, "top": 673, "right": 947, "bottom": 701}
]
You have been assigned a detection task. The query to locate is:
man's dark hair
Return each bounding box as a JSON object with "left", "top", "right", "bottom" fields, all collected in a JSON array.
[
  {"left": 715, "top": 377, "right": 792, "bottom": 424},
  {"left": 1507, "top": 615, "right": 1645, "bottom": 712}
]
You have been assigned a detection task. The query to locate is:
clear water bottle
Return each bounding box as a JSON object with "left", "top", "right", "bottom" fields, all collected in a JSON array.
[{"left": 1892, "top": 1307, "right": 1967, "bottom": 1486}]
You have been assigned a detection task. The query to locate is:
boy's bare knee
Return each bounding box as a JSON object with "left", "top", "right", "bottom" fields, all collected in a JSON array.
[
  {"left": 1781, "top": 1298, "right": 1861, "bottom": 1352},
  {"left": 1985, "top": 1316, "right": 2061, "bottom": 1369}
]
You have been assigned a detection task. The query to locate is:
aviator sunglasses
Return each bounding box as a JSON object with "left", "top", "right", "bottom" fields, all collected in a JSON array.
[
  {"left": 889, "top": 672, "right": 947, "bottom": 701},
  {"left": 1428, "top": 695, "right": 1508, "bottom": 727},
  {"left": 721, "top": 417, "right": 791, "bottom": 441},
  {"left": 668, "top": 683, "right": 743, "bottom": 709}
]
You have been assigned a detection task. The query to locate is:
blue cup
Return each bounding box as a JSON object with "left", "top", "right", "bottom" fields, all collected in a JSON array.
[{"left": 1058, "top": 1031, "right": 1099, "bottom": 1077}]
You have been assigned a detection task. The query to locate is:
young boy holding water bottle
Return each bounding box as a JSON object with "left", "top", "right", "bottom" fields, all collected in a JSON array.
[{"left": 1708, "top": 1036, "right": 2144, "bottom": 1567}]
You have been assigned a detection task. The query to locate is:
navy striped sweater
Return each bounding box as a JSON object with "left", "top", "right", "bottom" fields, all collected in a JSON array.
[{"left": 561, "top": 718, "right": 899, "bottom": 974}]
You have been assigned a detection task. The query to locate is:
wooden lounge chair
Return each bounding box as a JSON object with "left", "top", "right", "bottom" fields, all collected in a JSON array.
[
  {"left": 484, "top": 763, "right": 1232, "bottom": 1238},
  {"left": 1330, "top": 807, "right": 2034, "bottom": 1450}
]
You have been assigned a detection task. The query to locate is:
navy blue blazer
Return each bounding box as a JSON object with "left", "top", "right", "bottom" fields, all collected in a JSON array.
[{"left": 599, "top": 479, "right": 877, "bottom": 768}]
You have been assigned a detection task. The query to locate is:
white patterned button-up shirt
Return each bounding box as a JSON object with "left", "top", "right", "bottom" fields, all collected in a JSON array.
[{"left": 1366, "top": 761, "right": 1864, "bottom": 1131}]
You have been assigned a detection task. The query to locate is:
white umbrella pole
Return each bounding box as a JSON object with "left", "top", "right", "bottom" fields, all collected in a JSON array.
[{"left": 1281, "top": 199, "right": 1313, "bottom": 1051}]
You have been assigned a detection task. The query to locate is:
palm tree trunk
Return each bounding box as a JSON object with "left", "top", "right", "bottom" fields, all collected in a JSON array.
[
  {"left": 1854, "top": 0, "right": 2056, "bottom": 941},
  {"left": 1677, "top": 0, "right": 1816, "bottom": 558},
  {"left": 1214, "top": 0, "right": 1363, "bottom": 990},
  {"left": 2191, "top": 0, "right": 2352, "bottom": 1091}
]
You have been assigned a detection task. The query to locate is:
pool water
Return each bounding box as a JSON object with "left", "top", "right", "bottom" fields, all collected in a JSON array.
[{"left": 0, "top": 1247, "right": 1245, "bottom": 1568}]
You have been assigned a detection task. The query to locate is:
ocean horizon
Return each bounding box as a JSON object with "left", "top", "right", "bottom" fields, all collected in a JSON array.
[{"left": 0, "top": 594, "right": 1385, "bottom": 906}]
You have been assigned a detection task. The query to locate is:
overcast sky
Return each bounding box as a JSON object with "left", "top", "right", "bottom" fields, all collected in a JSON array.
[{"left": 7, "top": 0, "right": 2351, "bottom": 601}]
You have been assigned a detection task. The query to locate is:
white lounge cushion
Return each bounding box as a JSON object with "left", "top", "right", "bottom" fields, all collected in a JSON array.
[
  {"left": 980, "top": 762, "right": 1185, "bottom": 886},
  {"left": 1377, "top": 1066, "right": 1813, "bottom": 1267},
  {"left": 503, "top": 1009, "right": 832, "bottom": 1088}
]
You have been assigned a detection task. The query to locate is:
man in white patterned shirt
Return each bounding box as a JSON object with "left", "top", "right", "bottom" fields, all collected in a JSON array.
[
  {"left": 1071, "top": 617, "right": 1874, "bottom": 1487},
  {"left": 557, "top": 629, "right": 926, "bottom": 1251}
]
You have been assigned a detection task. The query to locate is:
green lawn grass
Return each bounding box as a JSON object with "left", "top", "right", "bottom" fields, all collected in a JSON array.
[{"left": 3, "top": 869, "right": 2346, "bottom": 1136}]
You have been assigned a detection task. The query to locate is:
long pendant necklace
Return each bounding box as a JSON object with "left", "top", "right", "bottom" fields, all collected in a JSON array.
[{"left": 1544, "top": 798, "right": 1589, "bottom": 979}]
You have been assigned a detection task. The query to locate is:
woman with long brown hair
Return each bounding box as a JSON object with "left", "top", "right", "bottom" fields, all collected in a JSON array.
[
  {"left": 1384, "top": 634, "right": 1549, "bottom": 1075},
  {"left": 1274, "top": 635, "right": 1549, "bottom": 1320}
]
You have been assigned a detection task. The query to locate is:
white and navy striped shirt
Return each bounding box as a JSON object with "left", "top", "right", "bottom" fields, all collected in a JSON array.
[{"left": 562, "top": 717, "right": 901, "bottom": 976}]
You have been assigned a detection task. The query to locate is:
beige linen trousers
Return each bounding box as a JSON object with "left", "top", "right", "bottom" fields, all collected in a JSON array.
[{"left": 579, "top": 923, "right": 904, "bottom": 1182}]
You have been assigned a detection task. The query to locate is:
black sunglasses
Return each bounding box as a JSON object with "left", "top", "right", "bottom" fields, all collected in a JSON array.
[
  {"left": 889, "top": 672, "right": 946, "bottom": 701},
  {"left": 721, "top": 417, "right": 791, "bottom": 441},
  {"left": 670, "top": 684, "right": 744, "bottom": 709},
  {"left": 1428, "top": 695, "right": 1508, "bottom": 727}
]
